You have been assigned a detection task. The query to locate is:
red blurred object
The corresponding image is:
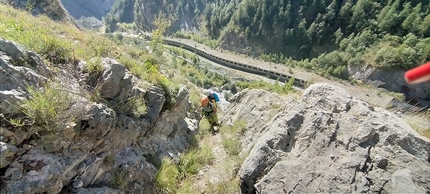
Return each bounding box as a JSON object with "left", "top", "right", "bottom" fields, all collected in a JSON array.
[{"left": 405, "top": 62, "right": 430, "bottom": 84}]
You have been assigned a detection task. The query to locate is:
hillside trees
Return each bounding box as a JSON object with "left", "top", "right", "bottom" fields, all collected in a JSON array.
[
  {"left": 106, "top": 0, "right": 208, "bottom": 33},
  {"left": 150, "top": 17, "right": 171, "bottom": 54},
  {"left": 106, "top": 0, "right": 430, "bottom": 76}
]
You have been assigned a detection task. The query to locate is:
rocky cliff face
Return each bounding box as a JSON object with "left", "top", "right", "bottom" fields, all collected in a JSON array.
[
  {"left": 60, "top": 0, "right": 115, "bottom": 20},
  {"left": 222, "top": 84, "right": 430, "bottom": 193},
  {"left": 2, "top": 0, "right": 74, "bottom": 22},
  {"left": 349, "top": 65, "right": 430, "bottom": 107},
  {"left": 0, "top": 38, "right": 200, "bottom": 193}
]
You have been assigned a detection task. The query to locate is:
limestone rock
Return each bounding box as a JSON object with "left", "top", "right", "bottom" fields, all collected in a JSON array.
[
  {"left": 0, "top": 38, "right": 52, "bottom": 77},
  {"left": 99, "top": 58, "right": 126, "bottom": 99},
  {"left": 3, "top": 0, "right": 74, "bottom": 22},
  {"left": 348, "top": 65, "right": 430, "bottom": 107},
  {"left": 137, "top": 87, "right": 196, "bottom": 167},
  {"left": 390, "top": 168, "right": 425, "bottom": 193},
  {"left": 79, "top": 103, "right": 116, "bottom": 138},
  {"left": 107, "top": 147, "right": 157, "bottom": 193},
  {"left": 144, "top": 86, "right": 166, "bottom": 127},
  {"left": 74, "top": 186, "right": 125, "bottom": 194},
  {"left": 0, "top": 39, "right": 52, "bottom": 117},
  {"left": 223, "top": 88, "right": 297, "bottom": 153},
  {"left": 2, "top": 148, "right": 87, "bottom": 194},
  {"left": 0, "top": 142, "right": 18, "bottom": 168},
  {"left": 223, "top": 83, "right": 430, "bottom": 194},
  {"left": 0, "top": 125, "right": 30, "bottom": 146},
  {"left": 0, "top": 89, "right": 27, "bottom": 117}
]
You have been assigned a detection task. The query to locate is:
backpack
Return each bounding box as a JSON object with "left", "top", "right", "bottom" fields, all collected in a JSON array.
[{"left": 207, "top": 92, "right": 220, "bottom": 102}]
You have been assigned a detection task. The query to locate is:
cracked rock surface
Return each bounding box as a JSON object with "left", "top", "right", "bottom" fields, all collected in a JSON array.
[{"left": 222, "top": 83, "right": 430, "bottom": 194}]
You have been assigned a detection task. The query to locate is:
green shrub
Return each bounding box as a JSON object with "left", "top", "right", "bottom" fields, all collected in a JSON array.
[
  {"left": 178, "top": 144, "right": 215, "bottom": 175},
  {"left": 224, "top": 92, "right": 233, "bottom": 101},
  {"left": 206, "top": 178, "right": 241, "bottom": 194},
  {"left": 38, "top": 34, "right": 72, "bottom": 63},
  {"left": 85, "top": 57, "right": 103, "bottom": 73},
  {"left": 21, "top": 81, "right": 73, "bottom": 132},
  {"left": 111, "top": 169, "right": 129, "bottom": 189},
  {"left": 229, "top": 83, "right": 238, "bottom": 94},
  {"left": 222, "top": 137, "right": 241, "bottom": 156},
  {"left": 203, "top": 78, "right": 213, "bottom": 89},
  {"left": 110, "top": 94, "right": 147, "bottom": 116},
  {"left": 155, "top": 158, "right": 180, "bottom": 194},
  {"left": 86, "top": 36, "right": 117, "bottom": 58}
]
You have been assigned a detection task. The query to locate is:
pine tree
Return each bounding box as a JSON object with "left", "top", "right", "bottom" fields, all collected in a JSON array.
[
  {"left": 402, "top": 3, "right": 421, "bottom": 35},
  {"left": 420, "top": 14, "right": 430, "bottom": 37}
]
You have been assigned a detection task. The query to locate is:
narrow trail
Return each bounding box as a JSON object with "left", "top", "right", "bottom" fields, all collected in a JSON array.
[{"left": 194, "top": 131, "right": 231, "bottom": 193}]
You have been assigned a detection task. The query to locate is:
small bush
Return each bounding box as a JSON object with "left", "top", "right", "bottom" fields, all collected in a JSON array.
[
  {"left": 86, "top": 35, "right": 116, "bottom": 58},
  {"left": 155, "top": 158, "right": 180, "bottom": 194},
  {"left": 38, "top": 34, "right": 72, "bottom": 63},
  {"left": 222, "top": 137, "right": 241, "bottom": 156},
  {"left": 206, "top": 178, "right": 241, "bottom": 194},
  {"left": 178, "top": 144, "right": 214, "bottom": 175},
  {"left": 195, "top": 79, "right": 203, "bottom": 87},
  {"left": 229, "top": 83, "right": 238, "bottom": 94},
  {"left": 118, "top": 55, "right": 137, "bottom": 70},
  {"left": 224, "top": 120, "right": 247, "bottom": 135},
  {"left": 110, "top": 94, "right": 147, "bottom": 116},
  {"left": 203, "top": 78, "right": 213, "bottom": 89},
  {"left": 189, "top": 88, "right": 202, "bottom": 109},
  {"left": 8, "top": 118, "right": 25, "bottom": 127},
  {"left": 224, "top": 92, "right": 233, "bottom": 101},
  {"left": 21, "top": 82, "right": 73, "bottom": 132},
  {"left": 159, "top": 79, "right": 179, "bottom": 112},
  {"left": 103, "top": 153, "right": 115, "bottom": 166},
  {"left": 111, "top": 169, "right": 129, "bottom": 189},
  {"left": 85, "top": 57, "right": 103, "bottom": 73},
  {"left": 236, "top": 79, "right": 295, "bottom": 95}
]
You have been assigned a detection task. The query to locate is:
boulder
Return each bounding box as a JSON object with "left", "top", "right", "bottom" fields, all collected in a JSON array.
[
  {"left": 144, "top": 86, "right": 166, "bottom": 127},
  {"left": 224, "top": 83, "right": 430, "bottom": 193},
  {"left": 0, "top": 142, "right": 18, "bottom": 168},
  {"left": 137, "top": 87, "right": 195, "bottom": 166},
  {"left": 93, "top": 147, "right": 158, "bottom": 193},
  {"left": 2, "top": 148, "right": 87, "bottom": 194},
  {"left": 99, "top": 58, "right": 126, "bottom": 100},
  {"left": 0, "top": 89, "right": 27, "bottom": 117},
  {"left": 0, "top": 38, "right": 52, "bottom": 77},
  {"left": 3, "top": 0, "right": 74, "bottom": 22},
  {"left": 0, "top": 39, "right": 52, "bottom": 117},
  {"left": 74, "top": 186, "right": 125, "bottom": 194},
  {"left": 223, "top": 88, "right": 297, "bottom": 153}
]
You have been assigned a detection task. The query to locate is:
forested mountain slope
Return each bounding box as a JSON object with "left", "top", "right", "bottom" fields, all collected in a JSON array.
[{"left": 105, "top": 0, "right": 430, "bottom": 70}]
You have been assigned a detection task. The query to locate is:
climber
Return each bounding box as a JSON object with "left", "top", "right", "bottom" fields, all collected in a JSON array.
[{"left": 199, "top": 96, "right": 219, "bottom": 130}]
